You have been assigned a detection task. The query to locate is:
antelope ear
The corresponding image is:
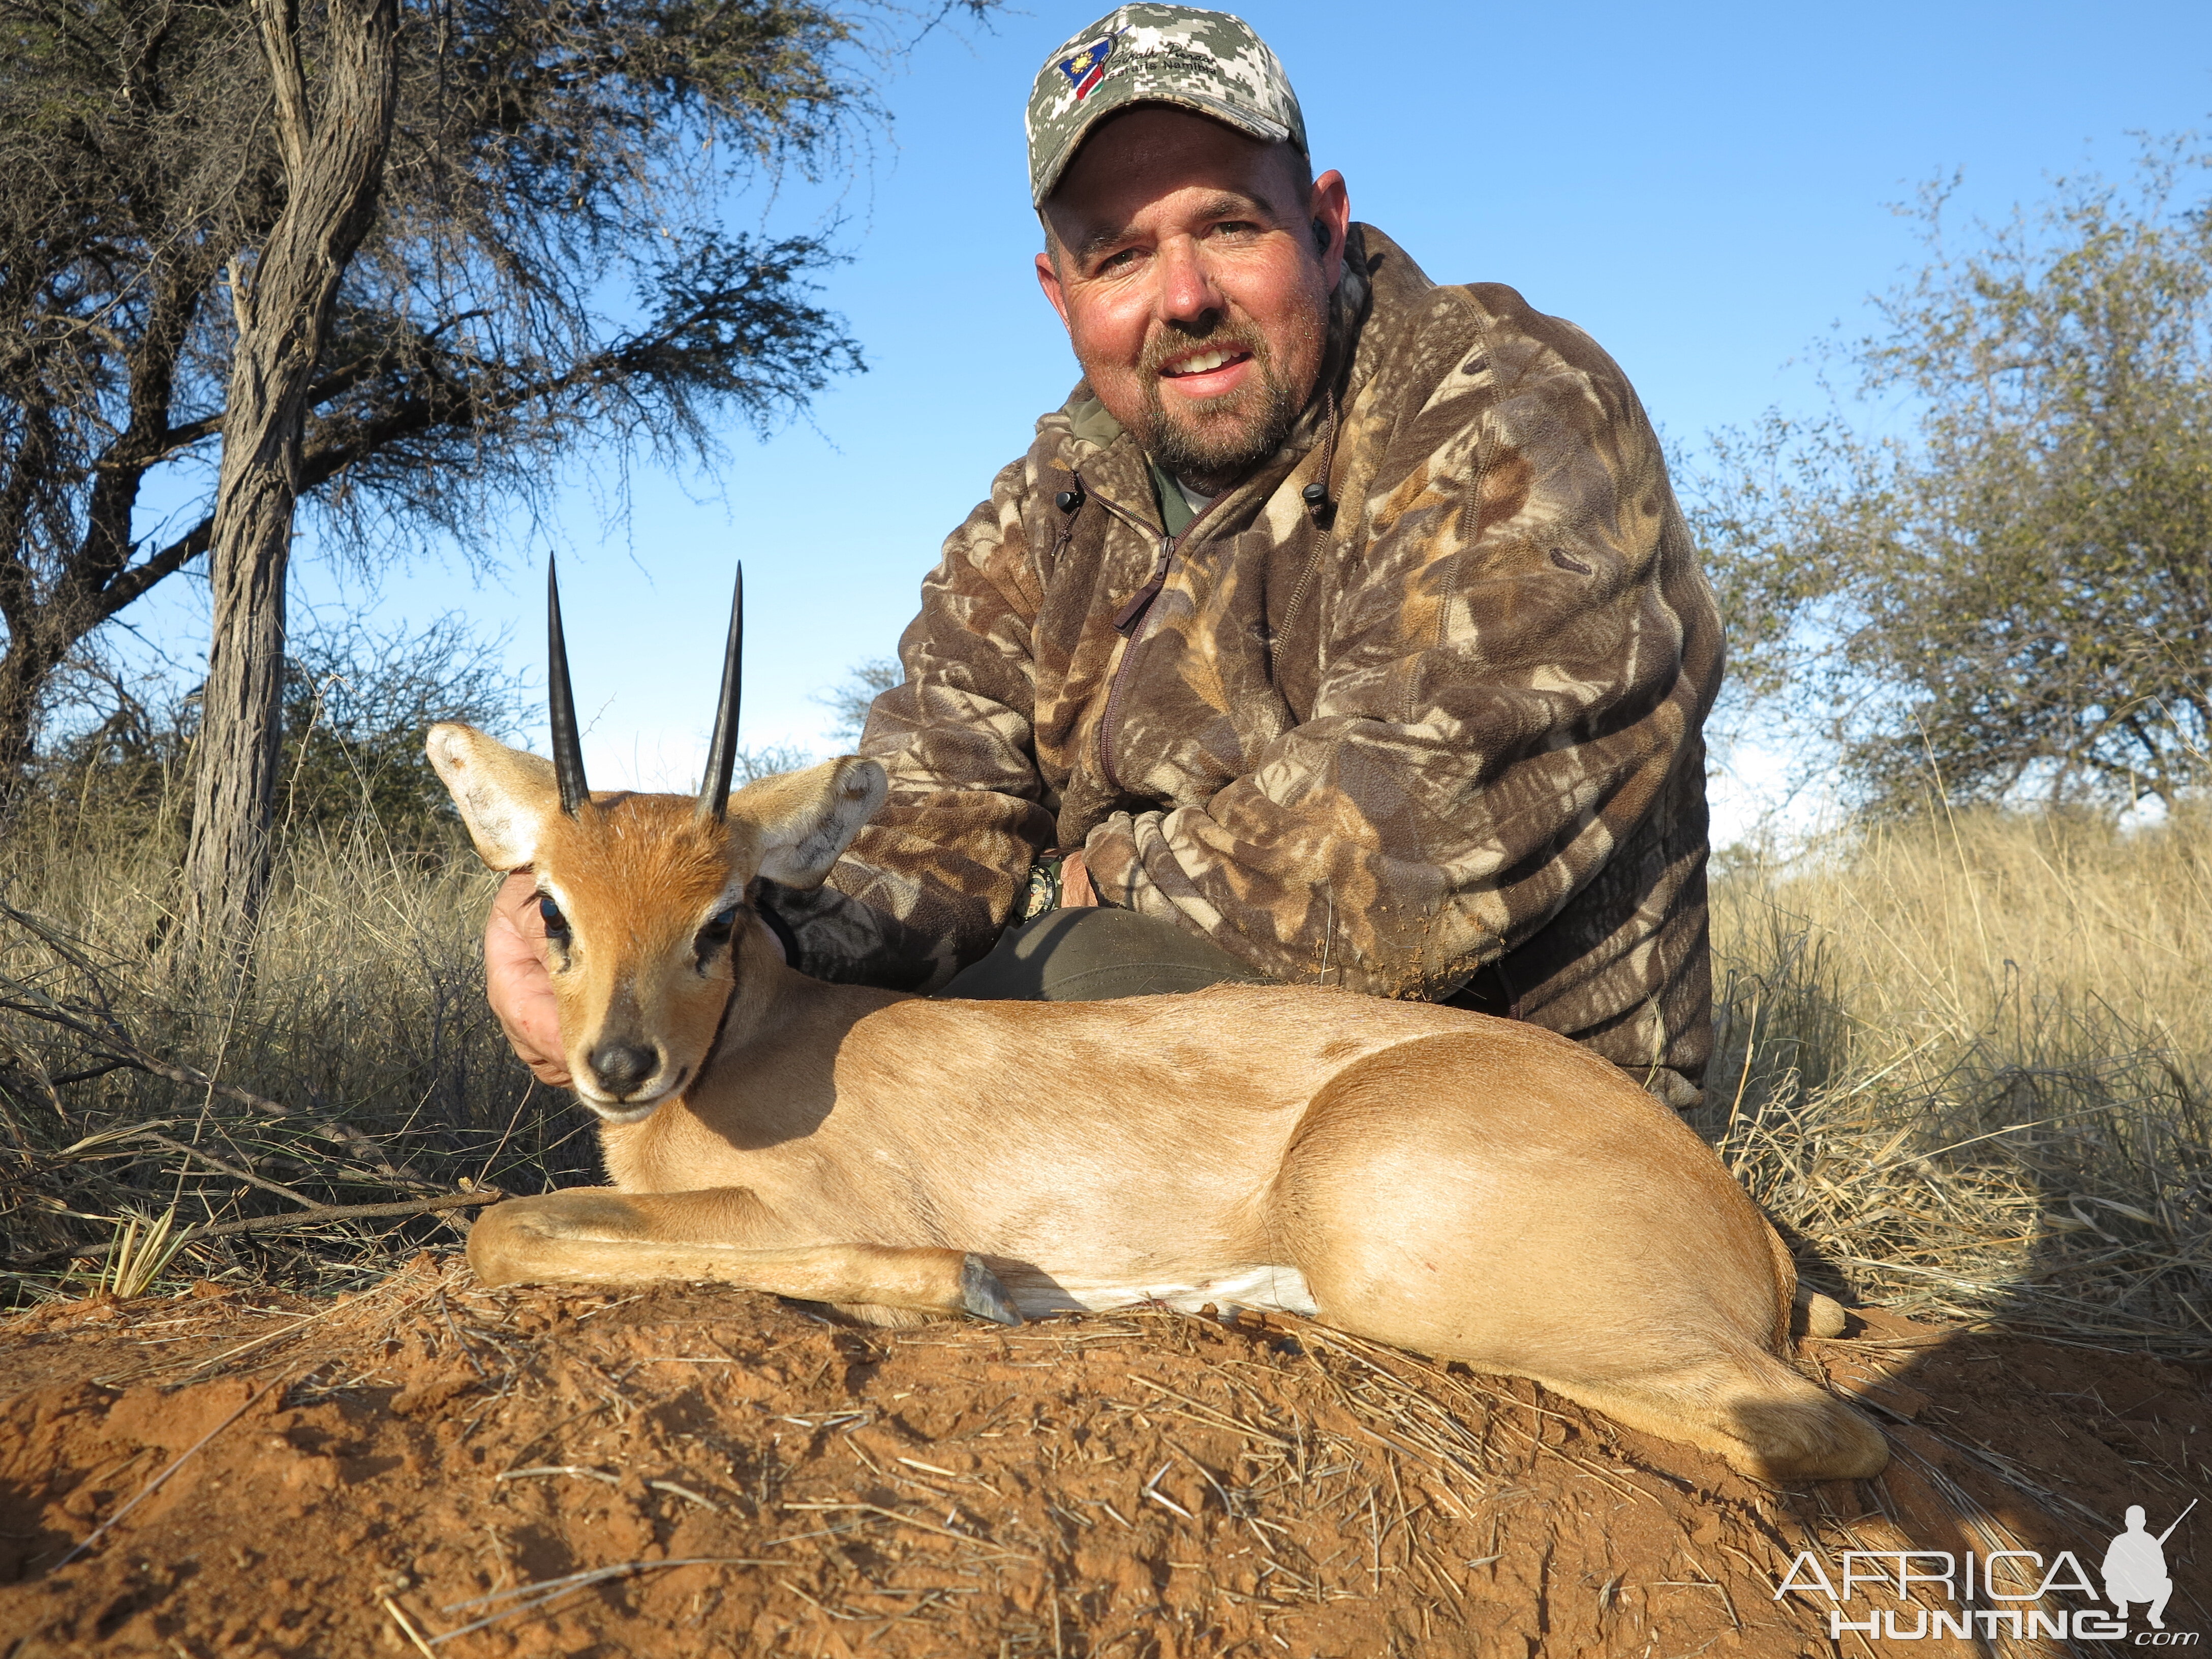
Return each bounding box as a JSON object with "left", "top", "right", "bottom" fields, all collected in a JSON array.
[
  {"left": 426, "top": 723, "right": 560, "bottom": 870},
  {"left": 741, "top": 756, "right": 887, "bottom": 889}
]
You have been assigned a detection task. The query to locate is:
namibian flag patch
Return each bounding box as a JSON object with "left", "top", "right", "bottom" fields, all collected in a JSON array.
[{"left": 1057, "top": 35, "right": 1114, "bottom": 100}]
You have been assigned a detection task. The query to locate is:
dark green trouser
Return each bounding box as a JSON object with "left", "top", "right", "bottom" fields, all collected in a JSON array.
[
  {"left": 933, "top": 909, "right": 1697, "bottom": 1105},
  {"left": 935, "top": 908, "right": 1262, "bottom": 1002}
]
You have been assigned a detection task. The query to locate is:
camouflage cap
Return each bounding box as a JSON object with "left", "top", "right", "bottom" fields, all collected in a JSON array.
[{"left": 1025, "top": 6, "right": 1307, "bottom": 207}]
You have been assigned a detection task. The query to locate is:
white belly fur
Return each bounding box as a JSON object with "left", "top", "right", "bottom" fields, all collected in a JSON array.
[{"left": 1009, "top": 1264, "right": 1317, "bottom": 1321}]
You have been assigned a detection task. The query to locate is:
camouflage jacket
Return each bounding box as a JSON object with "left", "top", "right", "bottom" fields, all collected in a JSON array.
[{"left": 772, "top": 225, "right": 1723, "bottom": 1100}]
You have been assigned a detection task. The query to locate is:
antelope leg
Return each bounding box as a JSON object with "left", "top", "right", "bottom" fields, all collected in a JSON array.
[{"left": 467, "top": 1188, "right": 1020, "bottom": 1325}]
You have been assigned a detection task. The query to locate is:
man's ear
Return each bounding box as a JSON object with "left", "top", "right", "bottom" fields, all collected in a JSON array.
[
  {"left": 1035, "top": 245, "right": 1072, "bottom": 333},
  {"left": 738, "top": 756, "right": 888, "bottom": 890},
  {"left": 426, "top": 723, "right": 560, "bottom": 870},
  {"left": 1307, "top": 168, "right": 1350, "bottom": 290}
]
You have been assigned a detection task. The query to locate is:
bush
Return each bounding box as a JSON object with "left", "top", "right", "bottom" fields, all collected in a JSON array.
[{"left": 12, "top": 615, "right": 525, "bottom": 869}]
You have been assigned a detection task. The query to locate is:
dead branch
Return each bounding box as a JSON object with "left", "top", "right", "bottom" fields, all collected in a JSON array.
[
  {"left": 4, "top": 1188, "right": 502, "bottom": 1274},
  {"left": 131, "top": 1129, "right": 319, "bottom": 1208}
]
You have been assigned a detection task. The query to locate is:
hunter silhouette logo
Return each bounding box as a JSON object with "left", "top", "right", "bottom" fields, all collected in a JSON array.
[{"left": 2106, "top": 1500, "right": 2192, "bottom": 1630}]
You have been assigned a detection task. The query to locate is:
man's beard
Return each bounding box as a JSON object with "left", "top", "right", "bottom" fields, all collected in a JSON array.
[{"left": 1133, "top": 311, "right": 1319, "bottom": 494}]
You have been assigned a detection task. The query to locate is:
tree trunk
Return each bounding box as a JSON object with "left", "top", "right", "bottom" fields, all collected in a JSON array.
[
  {"left": 182, "top": 0, "right": 398, "bottom": 959},
  {"left": 0, "top": 631, "right": 58, "bottom": 795}
]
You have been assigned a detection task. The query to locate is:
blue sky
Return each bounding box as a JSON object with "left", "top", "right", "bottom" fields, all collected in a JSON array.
[{"left": 125, "top": 1, "right": 2212, "bottom": 823}]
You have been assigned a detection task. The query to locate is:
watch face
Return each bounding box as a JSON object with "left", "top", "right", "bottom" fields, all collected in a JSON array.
[{"left": 1021, "top": 858, "right": 1063, "bottom": 922}]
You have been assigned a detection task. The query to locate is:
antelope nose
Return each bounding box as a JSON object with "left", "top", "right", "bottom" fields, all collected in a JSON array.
[{"left": 589, "top": 1041, "right": 660, "bottom": 1097}]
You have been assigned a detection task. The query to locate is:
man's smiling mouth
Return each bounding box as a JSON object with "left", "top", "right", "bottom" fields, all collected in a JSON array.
[{"left": 1161, "top": 346, "right": 1252, "bottom": 378}]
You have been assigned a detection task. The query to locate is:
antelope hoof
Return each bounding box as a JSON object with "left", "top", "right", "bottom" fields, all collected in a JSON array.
[
  {"left": 960, "top": 1254, "right": 1022, "bottom": 1326},
  {"left": 1794, "top": 1288, "right": 1849, "bottom": 1339}
]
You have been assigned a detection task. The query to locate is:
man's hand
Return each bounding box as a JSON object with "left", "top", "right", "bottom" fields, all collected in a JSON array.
[
  {"left": 486, "top": 870, "right": 572, "bottom": 1087},
  {"left": 1059, "top": 849, "right": 1099, "bottom": 908}
]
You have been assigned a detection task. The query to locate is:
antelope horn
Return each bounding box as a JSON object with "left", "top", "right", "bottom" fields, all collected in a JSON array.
[
  {"left": 696, "top": 563, "right": 744, "bottom": 821},
  {"left": 546, "top": 558, "right": 589, "bottom": 816}
]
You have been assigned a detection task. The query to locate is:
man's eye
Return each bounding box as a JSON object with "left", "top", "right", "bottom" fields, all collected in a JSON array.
[
  {"left": 1095, "top": 247, "right": 1140, "bottom": 273},
  {"left": 538, "top": 897, "right": 570, "bottom": 938}
]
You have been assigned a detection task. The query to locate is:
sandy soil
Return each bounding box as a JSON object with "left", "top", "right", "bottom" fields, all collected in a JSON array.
[{"left": 0, "top": 1254, "right": 2201, "bottom": 1657}]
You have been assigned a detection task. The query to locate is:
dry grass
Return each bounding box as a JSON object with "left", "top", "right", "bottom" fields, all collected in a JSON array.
[
  {"left": 3, "top": 784, "right": 2206, "bottom": 1359},
  {"left": 0, "top": 791, "right": 580, "bottom": 1301},
  {"left": 1701, "top": 802, "right": 2212, "bottom": 1355}
]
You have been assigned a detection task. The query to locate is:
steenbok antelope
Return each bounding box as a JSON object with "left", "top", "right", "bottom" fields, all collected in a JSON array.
[{"left": 428, "top": 564, "right": 1886, "bottom": 1484}]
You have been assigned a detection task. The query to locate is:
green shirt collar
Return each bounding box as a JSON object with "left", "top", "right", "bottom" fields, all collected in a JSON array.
[{"left": 1148, "top": 454, "right": 1199, "bottom": 538}]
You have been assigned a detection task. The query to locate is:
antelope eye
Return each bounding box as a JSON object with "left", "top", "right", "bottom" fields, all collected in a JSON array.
[
  {"left": 538, "top": 897, "right": 570, "bottom": 938},
  {"left": 694, "top": 904, "right": 740, "bottom": 964}
]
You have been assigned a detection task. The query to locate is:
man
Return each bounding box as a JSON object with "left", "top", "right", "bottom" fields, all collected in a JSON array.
[
  {"left": 2103, "top": 1506, "right": 2176, "bottom": 1629},
  {"left": 488, "top": 5, "right": 1722, "bottom": 1105}
]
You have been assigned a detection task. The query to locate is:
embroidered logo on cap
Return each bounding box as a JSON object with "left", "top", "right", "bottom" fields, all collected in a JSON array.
[{"left": 1056, "top": 34, "right": 1118, "bottom": 100}]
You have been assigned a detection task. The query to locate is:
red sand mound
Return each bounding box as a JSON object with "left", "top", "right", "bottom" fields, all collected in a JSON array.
[{"left": 0, "top": 1254, "right": 2201, "bottom": 1656}]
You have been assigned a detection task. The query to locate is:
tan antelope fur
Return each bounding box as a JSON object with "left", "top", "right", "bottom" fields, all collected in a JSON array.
[{"left": 427, "top": 574, "right": 1886, "bottom": 1485}]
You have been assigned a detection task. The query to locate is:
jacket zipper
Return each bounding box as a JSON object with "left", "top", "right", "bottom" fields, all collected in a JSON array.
[
  {"left": 1098, "top": 492, "right": 1229, "bottom": 794},
  {"left": 1267, "top": 393, "right": 1342, "bottom": 671}
]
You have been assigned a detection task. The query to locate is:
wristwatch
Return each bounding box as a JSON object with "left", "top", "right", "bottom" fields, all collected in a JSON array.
[{"left": 1020, "top": 853, "right": 1066, "bottom": 923}]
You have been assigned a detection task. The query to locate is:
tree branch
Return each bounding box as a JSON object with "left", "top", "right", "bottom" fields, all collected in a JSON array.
[
  {"left": 255, "top": 0, "right": 310, "bottom": 181},
  {"left": 86, "top": 514, "right": 213, "bottom": 619}
]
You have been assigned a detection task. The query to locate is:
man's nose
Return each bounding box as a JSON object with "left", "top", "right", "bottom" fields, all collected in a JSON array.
[{"left": 1154, "top": 237, "right": 1224, "bottom": 329}]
